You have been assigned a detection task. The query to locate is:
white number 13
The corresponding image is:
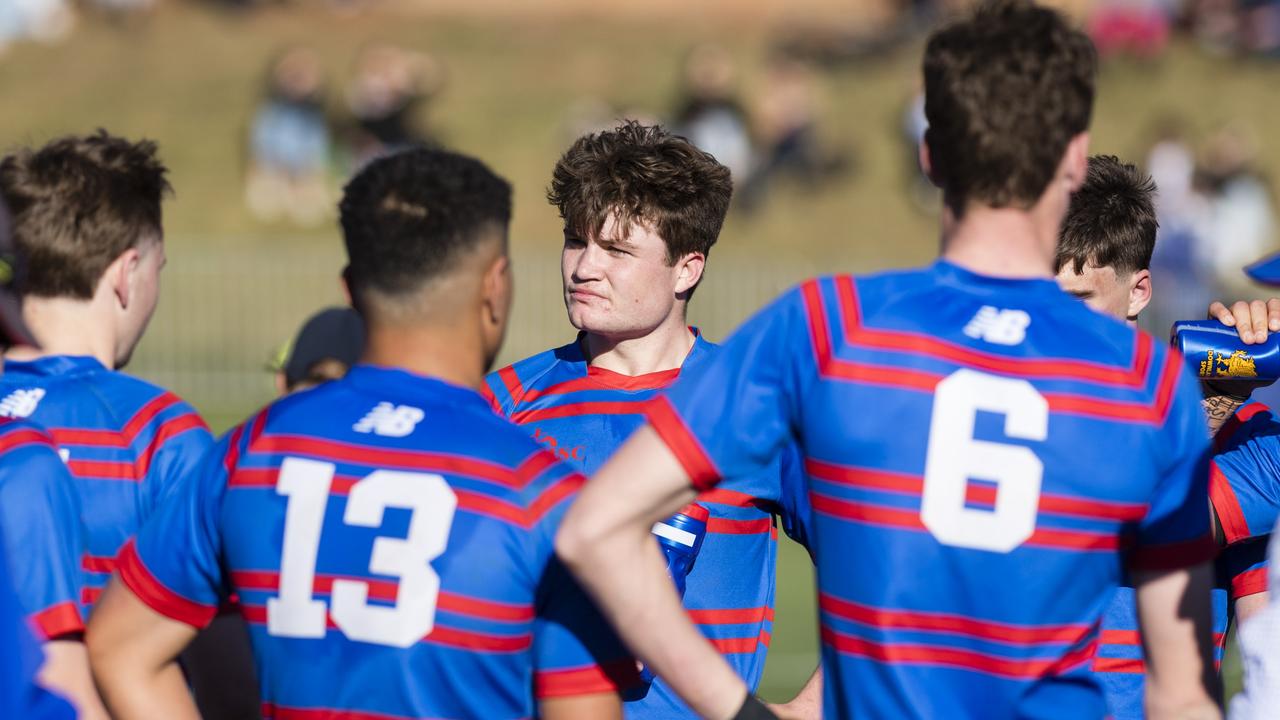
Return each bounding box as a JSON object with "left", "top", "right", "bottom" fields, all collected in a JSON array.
[
  {"left": 266, "top": 457, "right": 457, "bottom": 647},
  {"left": 921, "top": 369, "right": 1047, "bottom": 553}
]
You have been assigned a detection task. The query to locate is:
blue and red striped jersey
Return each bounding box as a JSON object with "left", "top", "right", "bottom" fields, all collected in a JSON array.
[
  {"left": 0, "top": 418, "right": 85, "bottom": 639},
  {"left": 0, "top": 355, "right": 212, "bottom": 607},
  {"left": 484, "top": 332, "right": 812, "bottom": 719},
  {"left": 1094, "top": 403, "right": 1277, "bottom": 718},
  {"left": 644, "top": 263, "right": 1215, "bottom": 719},
  {"left": 119, "top": 365, "right": 637, "bottom": 719},
  {"left": 0, "top": 531, "right": 75, "bottom": 720}
]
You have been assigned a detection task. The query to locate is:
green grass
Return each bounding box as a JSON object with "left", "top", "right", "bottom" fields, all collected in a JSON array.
[{"left": 0, "top": 1, "right": 1272, "bottom": 704}]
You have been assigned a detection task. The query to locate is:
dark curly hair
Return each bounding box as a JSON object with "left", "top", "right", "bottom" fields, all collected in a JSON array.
[
  {"left": 1056, "top": 155, "right": 1158, "bottom": 276},
  {"left": 923, "top": 0, "right": 1096, "bottom": 213},
  {"left": 339, "top": 147, "right": 511, "bottom": 306},
  {"left": 547, "top": 120, "right": 732, "bottom": 264},
  {"left": 0, "top": 130, "right": 172, "bottom": 299}
]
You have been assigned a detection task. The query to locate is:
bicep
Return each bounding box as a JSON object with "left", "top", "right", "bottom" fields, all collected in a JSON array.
[{"left": 86, "top": 577, "right": 199, "bottom": 674}]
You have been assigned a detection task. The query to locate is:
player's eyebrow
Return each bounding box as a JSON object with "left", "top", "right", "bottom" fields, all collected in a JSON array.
[{"left": 1068, "top": 289, "right": 1093, "bottom": 300}]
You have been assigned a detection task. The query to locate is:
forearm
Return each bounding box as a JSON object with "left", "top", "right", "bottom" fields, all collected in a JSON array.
[
  {"left": 94, "top": 659, "right": 199, "bottom": 720},
  {"left": 559, "top": 520, "right": 747, "bottom": 720},
  {"left": 768, "top": 666, "right": 823, "bottom": 720},
  {"left": 1136, "top": 564, "right": 1222, "bottom": 719},
  {"left": 1201, "top": 393, "right": 1247, "bottom": 437},
  {"left": 39, "top": 640, "right": 110, "bottom": 720}
]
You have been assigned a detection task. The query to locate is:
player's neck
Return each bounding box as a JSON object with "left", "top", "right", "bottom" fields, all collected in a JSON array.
[
  {"left": 939, "top": 202, "right": 1059, "bottom": 279},
  {"left": 7, "top": 295, "right": 117, "bottom": 369},
  {"left": 582, "top": 313, "right": 695, "bottom": 377},
  {"left": 361, "top": 324, "right": 488, "bottom": 391}
]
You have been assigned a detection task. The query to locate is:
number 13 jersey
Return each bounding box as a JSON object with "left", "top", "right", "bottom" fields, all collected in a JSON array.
[
  {"left": 117, "top": 365, "right": 637, "bottom": 719},
  {"left": 645, "top": 261, "right": 1215, "bottom": 719}
]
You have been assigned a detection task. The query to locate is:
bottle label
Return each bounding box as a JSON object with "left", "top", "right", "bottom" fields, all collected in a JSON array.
[{"left": 1199, "top": 349, "right": 1259, "bottom": 379}]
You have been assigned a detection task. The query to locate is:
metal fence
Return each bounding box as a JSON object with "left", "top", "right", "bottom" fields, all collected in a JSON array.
[{"left": 127, "top": 241, "right": 836, "bottom": 429}]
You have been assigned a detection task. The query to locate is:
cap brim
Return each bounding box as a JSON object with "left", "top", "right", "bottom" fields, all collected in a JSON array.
[
  {"left": 1246, "top": 253, "right": 1280, "bottom": 286},
  {"left": 0, "top": 293, "right": 35, "bottom": 348}
]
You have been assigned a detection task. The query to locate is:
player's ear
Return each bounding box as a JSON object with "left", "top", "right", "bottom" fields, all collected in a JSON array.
[
  {"left": 481, "top": 252, "right": 512, "bottom": 329},
  {"left": 338, "top": 266, "right": 354, "bottom": 308},
  {"left": 1062, "top": 132, "right": 1091, "bottom": 193},
  {"left": 1127, "top": 268, "right": 1152, "bottom": 322},
  {"left": 919, "top": 137, "right": 940, "bottom": 187},
  {"left": 107, "top": 247, "right": 142, "bottom": 310},
  {"left": 673, "top": 252, "right": 705, "bottom": 297}
]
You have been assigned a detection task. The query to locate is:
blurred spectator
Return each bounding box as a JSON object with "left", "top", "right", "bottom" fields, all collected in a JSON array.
[
  {"left": 342, "top": 45, "right": 444, "bottom": 168},
  {"left": 1087, "top": 0, "right": 1172, "bottom": 60},
  {"left": 1142, "top": 118, "right": 1214, "bottom": 336},
  {"left": 1197, "top": 124, "right": 1277, "bottom": 296},
  {"left": 245, "top": 47, "right": 332, "bottom": 226},
  {"left": 672, "top": 43, "right": 754, "bottom": 186},
  {"left": 269, "top": 307, "right": 364, "bottom": 395},
  {"left": 740, "top": 51, "right": 852, "bottom": 211},
  {"left": 1240, "top": 0, "right": 1280, "bottom": 57},
  {"left": 0, "top": 0, "right": 74, "bottom": 51}
]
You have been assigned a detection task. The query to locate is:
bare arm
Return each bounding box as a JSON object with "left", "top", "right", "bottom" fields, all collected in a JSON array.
[
  {"left": 86, "top": 576, "right": 201, "bottom": 720},
  {"left": 1134, "top": 562, "right": 1222, "bottom": 720},
  {"left": 1200, "top": 299, "right": 1280, "bottom": 435},
  {"left": 1201, "top": 393, "right": 1248, "bottom": 438},
  {"left": 541, "top": 691, "right": 623, "bottom": 720},
  {"left": 555, "top": 426, "right": 751, "bottom": 720},
  {"left": 40, "top": 639, "right": 110, "bottom": 720},
  {"left": 1236, "top": 591, "right": 1271, "bottom": 626},
  {"left": 767, "top": 666, "right": 823, "bottom": 720}
]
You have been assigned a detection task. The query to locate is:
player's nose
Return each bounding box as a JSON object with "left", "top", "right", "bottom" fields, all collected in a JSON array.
[{"left": 570, "top": 242, "right": 605, "bottom": 282}]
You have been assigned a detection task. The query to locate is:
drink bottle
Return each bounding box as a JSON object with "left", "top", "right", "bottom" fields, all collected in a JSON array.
[
  {"left": 1170, "top": 320, "right": 1280, "bottom": 381},
  {"left": 639, "top": 502, "right": 710, "bottom": 684}
]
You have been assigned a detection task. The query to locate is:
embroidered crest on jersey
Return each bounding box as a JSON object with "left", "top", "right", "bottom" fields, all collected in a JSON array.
[
  {"left": 352, "top": 402, "right": 425, "bottom": 437},
  {"left": 0, "top": 388, "right": 46, "bottom": 418},
  {"left": 963, "top": 306, "right": 1031, "bottom": 346}
]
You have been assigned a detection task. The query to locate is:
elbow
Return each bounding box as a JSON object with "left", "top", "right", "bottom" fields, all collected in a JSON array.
[{"left": 554, "top": 507, "right": 605, "bottom": 576}]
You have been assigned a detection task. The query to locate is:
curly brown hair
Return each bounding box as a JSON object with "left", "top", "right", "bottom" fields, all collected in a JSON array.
[
  {"left": 547, "top": 120, "right": 732, "bottom": 264},
  {"left": 923, "top": 0, "right": 1096, "bottom": 213}
]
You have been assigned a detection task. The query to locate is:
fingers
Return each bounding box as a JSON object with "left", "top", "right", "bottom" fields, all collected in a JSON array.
[
  {"left": 1249, "top": 300, "right": 1269, "bottom": 344},
  {"left": 1269, "top": 298, "right": 1280, "bottom": 332},
  {"left": 1208, "top": 301, "right": 1234, "bottom": 325}
]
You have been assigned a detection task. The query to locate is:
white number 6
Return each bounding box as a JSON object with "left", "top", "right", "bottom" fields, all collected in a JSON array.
[{"left": 921, "top": 369, "right": 1047, "bottom": 553}]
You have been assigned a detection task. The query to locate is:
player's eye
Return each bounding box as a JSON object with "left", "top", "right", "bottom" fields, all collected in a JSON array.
[
  {"left": 563, "top": 236, "right": 585, "bottom": 248},
  {"left": 606, "top": 246, "right": 630, "bottom": 257}
]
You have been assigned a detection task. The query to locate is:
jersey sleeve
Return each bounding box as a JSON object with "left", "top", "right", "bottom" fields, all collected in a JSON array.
[
  {"left": 0, "top": 430, "right": 85, "bottom": 639},
  {"left": 1209, "top": 407, "right": 1280, "bottom": 546},
  {"left": 482, "top": 368, "right": 519, "bottom": 418},
  {"left": 1128, "top": 356, "right": 1217, "bottom": 572},
  {"left": 0, "top": 534, "right": 76, "bottom": 720},
  {"left": 525, "top": 453, "right": 639, "bottom": 699},
  {"left": 116, "top": 427, "right": 238, "bottom": 629},
  {"left": 1220, "top": 538, "right": 1270, "bottom": 600},
  {"left": 644, "top": 286, "right": 809, "bottom": 492},
  {"left": 775, "top": 441, "right": 815, "bottom": 560},
  {"left": 134, "top": 394, "right": 214, "bottom": 518}
]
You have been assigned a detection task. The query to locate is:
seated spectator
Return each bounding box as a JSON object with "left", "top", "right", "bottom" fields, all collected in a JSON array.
[
  {"left": 342, "top": 45, "right": 443, "bottom": 168},
  {"left": 671, "top": 43, "right": 753, "bottom": 186},
  {"left": 245, "top": 47, "right": 332, "bottom": 226}
]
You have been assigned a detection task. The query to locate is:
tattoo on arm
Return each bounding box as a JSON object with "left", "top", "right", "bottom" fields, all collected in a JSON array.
[{"left": 1201, "top": 394, "right": 1246, "bottom": 437}]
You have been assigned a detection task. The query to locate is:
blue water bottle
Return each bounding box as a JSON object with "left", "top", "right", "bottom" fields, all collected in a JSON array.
[
  {"left": 1170, "top": 319, "right": 1280, "bottom": 381},
  {"left": 639, "top": 502, "right": 710, "bottom": 684}
]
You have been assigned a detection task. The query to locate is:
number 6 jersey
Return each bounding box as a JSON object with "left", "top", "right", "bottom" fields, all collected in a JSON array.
[
  {"left": 644, "top": 262, "right": 1215, "bottom": 719},
  {"left": 116, "top": 365, "right": 638, "bottom": 719}
]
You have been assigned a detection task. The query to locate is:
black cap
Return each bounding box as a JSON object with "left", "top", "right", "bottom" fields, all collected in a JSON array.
[
  {"left": 275, "top": 307, "right": 365, "bottom": 387},
  {"left": 0, "top": 201, "right": 34, "bottom": 348}
]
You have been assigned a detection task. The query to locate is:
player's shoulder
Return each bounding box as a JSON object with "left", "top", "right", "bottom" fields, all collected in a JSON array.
[
  {"left": 0, "top": 416, "right": 58, "bottom": 454},
  {"left": 0, "top": 418, "right": 70, "bottom": 488},
  {"left": 485, "top": 340, "right": 583, "bottom": 410}
]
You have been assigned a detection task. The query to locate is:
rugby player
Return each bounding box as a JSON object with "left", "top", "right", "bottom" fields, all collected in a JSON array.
[
  {"left": 1053, "top": 154, "right": 1272, "bottom": 719},
  {"left": 556, "top": 2, "right": 1222, "bottom": 718},
  {"left": 482, "top": 120, "right": 816, "bottom": 719},
  {"left": 87, "top": 147, "right": 636, "bottom": 719}
]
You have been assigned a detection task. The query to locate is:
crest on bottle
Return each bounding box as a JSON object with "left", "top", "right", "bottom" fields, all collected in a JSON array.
[{"left": 1199, "top": 349, "right": 1258, "bottom": 379}]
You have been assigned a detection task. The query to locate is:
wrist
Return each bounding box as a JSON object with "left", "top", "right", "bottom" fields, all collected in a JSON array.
[{"left": 732, "top": 694, "right": 779, "bottom": 720}]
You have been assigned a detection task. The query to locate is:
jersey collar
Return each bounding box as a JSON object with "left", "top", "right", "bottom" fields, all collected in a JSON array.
[
  {"left": 2, "top": 354, "right": 108, "bottom": 378},
  {"left": 572, "top": 327, "right": 709, "bottom": 390},
  {"left": 343, "top": 364, "right": 492, "bottom": 412}
]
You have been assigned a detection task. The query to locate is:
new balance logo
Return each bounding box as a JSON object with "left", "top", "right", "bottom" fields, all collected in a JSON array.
[
  {"left": 0, "top": 388, "right": 46, "bottom": 418},
  {"left": 963, "top": 306, "right": 1031, "bottom": 346},
  {"left": 353, "top": 402, "right": 425, "bottom": 437}
]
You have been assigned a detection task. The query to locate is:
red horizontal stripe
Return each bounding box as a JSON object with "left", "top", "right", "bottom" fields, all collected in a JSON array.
[
  {"left": 696, "top": 488, "right": 759, "bottom": 507},
  {"left": 820, "top": 593, "right": 1089, "bottom": 645},
  {"left": 646, "top": 397, "right": 720, "bottom": 492},
  {"left": 67, "top": 459, "right": 137, "bottom": 480},
  {"left": 534, "top": 659, "right": 642, "bottom": 698},
  {"left": 1232, "top": 567, "right": 1268, "bottom": 599},
  {"left": 822, "top": 624, "right": 1096, "bottom": 679},
  {"left": 1128, "top": 533, "right": 1218, "bottom": 571},
  {"left": 82, "top": 554, "right": 116, "bottom": 574},
  {"left": 252, "top": 435, "right": 521, "bottom": 489},
  {"left": 123, "top": 393, "right": 184, "bottom": 440},
  {"left": 811, "top": 492, "right": 1119, "bottom": 551},
  {"left": 1099, "top": 630, "right": 1227, "bottom": 648},
  {"left": 230, "top": 571, "right": 534, "bottom": 622},
  {"left": 30, "top": 601, "right": 83, "bottom": 639},
  {"left": 261, "top": 702, "right": 450, "bottom": 720},
  {"left": 0, "top": 426, "right": 55, "bottom": 453},
  {"left": 835, "top": 275, "right": 1155, "bottom": 388},
  {"left": 687, "top": 606, "right": 773, "bottom": 625},
  {"left": 46, "top": 393, "right": 191, "bottom": 449},
  {"left": 239, "top": 604, "right": 530, "bottom": 652},
  {"left": 136, "top": 413, "right": 209, "bottom": 477},
  {"left": 514, "top": 450, "right": 558, "bottom": 487},
  {"left": 710, "top": 629, "right": 771, "bottom": 655},
  {"left": 516, "top": 370, "right": 679, "bottom": 407},
  {"left": 116, "top": 540, "right": 217, "bottom": 628},
  {"left": 1092, "top": 657, "right": 1144, "bottom": 674},
  {"left": 806, "top": 459, "right": 1146, "bottom": 522},
  {"left": 511, "top": 400, "right": 652, "bottom": 425},
  {"left": 527, "top": 474, "right": 585, "bottom": 524},
  {"left": 707, "top": 517, "right": 773, "bottom": 535}
]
